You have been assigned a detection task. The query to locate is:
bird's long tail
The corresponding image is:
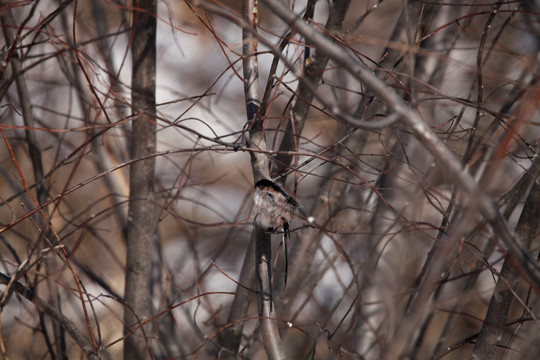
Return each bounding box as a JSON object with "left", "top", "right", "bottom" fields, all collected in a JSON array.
[{"left": 283, "top": 222, "right": 289, "bottom": 288}]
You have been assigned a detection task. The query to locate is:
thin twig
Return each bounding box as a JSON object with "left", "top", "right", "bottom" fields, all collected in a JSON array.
[
  {"left": 261, "top": 0, "right": 540, "bottom": 293},
  {"left": 0, "top": 272, "right": 101, "bottom": 360}
]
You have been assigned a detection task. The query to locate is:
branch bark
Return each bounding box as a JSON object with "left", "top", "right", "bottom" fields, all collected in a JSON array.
[
  {"left": 471, "top": 144, "right": 540, "bottom": 360},
  {"left": 261, "top": 0, "right": 540, "bottom": 295},
  {"left": 0, "top": 272, "right": 100, "bottom": 360},
  {"left": 273, "top": 0, "right": 351, "bottom": 178},
  {"left": 220, "top": 1, "right": 285, "bottom": 358},
  {"left": 243, "top": 1, "right": 285, "bottom": 358},
  {"left": 123, "top": 1, "right": 157, "bottom": 359},
  {"left": 220, "top": 233, "right": 256, "bottom": 358},
  {"left": 260, "top": 1, "right": 540, "bottom": 358},
  {"left": 269, "top": 0, "right": 353, "bottom": 315}
]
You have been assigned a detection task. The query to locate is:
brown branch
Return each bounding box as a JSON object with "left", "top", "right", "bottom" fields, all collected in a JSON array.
[
  {"left": 191, "top": 0, "right": 397, "bottom": 131},
  {"left": 123, "top": 1, "right": 157, "bottom": 359},
  {"left": 0, "top": 272, "right": 101, "bottom": 360},
  {"left": 463, "top": 3, "right": 502, "bottom": 165},
  {"left": 471, "top": 106, "right": 540, "bottom": 360},
  {"left": 261, "top": 1, "right": 540, "bottom": 359},
  {"left": 219, "top": 232, "right": 257, "bottom": 358},
  {"left": 271, "top": 0, "right": 355, "bottom": 316},
  {"left": 255, "top": 228, "right": 286, "bottom": 360},
  {"left": 273, "top": 0, "right": 352, "bottom": 178},
  {"left": 241, "top": 0, "right": 286, "bottom": 359},
  {"left": 261, "top": 0, "right": 540, "bottom": 296},
  {"left": 219, "top": 0, "right": 285, "bottom": 357},
  {"left": 1, "top": 5, "right": 101, "bottom": 358}
]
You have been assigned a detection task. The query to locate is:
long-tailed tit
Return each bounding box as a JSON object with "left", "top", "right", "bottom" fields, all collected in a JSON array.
[
  {"left": 253, "top": 179, "right": 299, "bottom": 287},
  {"left": 253, "top": 179, "right": 298, "bottom": 232}
]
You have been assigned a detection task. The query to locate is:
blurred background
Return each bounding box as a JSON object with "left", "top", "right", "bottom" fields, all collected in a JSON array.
[{"left": 1, "top": 0, "right": 540, "bottom": 359}]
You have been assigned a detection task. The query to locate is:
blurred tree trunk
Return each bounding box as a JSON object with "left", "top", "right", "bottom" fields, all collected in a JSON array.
[
  {"left": 471, "top": 110, "right": 540, "bottom": 360},
  {"left": 124, "top": 1, "right": 157, "bottom": 359},
  {"left": 2, "top": 1, "right": 540, "bottom": 359}
]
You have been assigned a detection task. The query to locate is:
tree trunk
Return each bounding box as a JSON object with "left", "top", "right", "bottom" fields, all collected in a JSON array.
[{"left": 124, "top": 1, "right": 157, "bottom": 359}]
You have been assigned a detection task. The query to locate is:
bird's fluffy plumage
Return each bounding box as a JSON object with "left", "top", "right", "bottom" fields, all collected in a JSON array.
[
  {"left": 253, "top": 179, "right": 298, "bottom": 232},
  {"left": 252, "top": 179, "right": 299, "bottom": 288}
]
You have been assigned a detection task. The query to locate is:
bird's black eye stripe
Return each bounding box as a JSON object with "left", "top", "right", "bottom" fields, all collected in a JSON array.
[{"left": 255, "top": 179, "right": 291, "bottom": 201}]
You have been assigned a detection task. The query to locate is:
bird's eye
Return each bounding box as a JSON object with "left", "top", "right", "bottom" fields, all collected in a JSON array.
[{"left": 266, "top": 192, "right": 274, "bottom": 199}]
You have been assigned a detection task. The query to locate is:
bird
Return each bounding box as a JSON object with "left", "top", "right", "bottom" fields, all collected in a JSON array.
[
  {"left": 253, "top": 178, "right": 299, "bottom": 288},
  {"left": 253, "top": 179, "right": 298, "bottom": 232}
]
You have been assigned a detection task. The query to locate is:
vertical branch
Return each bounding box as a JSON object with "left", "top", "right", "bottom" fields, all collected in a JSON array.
[
  {"left": 242, "top": 0, "right": 285, "bottom": 359},
  {"left": 463, "top": 2, "right": 502, "bottom": 165},
  {"left": 273, "top": 0, "right": 352, "bottom": 178},
  {"left": 55, "top": 1, "right": 129, "bottom": 234},
  {"left": 1, "top": 6, "right": 69, "bottom": 359},
  {"left": 220, "top": 233, "right": 256, "bottom": 358},
  {"left": 470, "top": 85, "right": 540, "bottom": 360},
  {"left": 0, "top": 9, "right": 45, "bottom": 205},
  {"left": 255, "top": 228, "right": 285, "bottom": 360},
  {"left": 243, "top": 0, "right": 267, "bottom": 182},
  {"left": 123, "top": 1, "right": 157, "bottom": 359},
  {"left": 471, "top": 180, "right": 540, "bottom": 360},
  {"left": 382, "top": 209, "right": 478, "bottom": 360},
  {"left": 262, "top": 0, "right": 540, "bottom": 292},
  {"left": 0, "top": 273, "right": 100, "bottom": 360},
  {"left": 270, "top": 0, "right": 352, "bottom": 309},
  {"left": 219, "top": 0, "right": 268, "bottom": 355}
]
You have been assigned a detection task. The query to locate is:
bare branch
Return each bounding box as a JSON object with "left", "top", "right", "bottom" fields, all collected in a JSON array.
[
  {"left": 261, "top": 0, "right": 540, "bottom": 290},
  {"left": 273, "top": 0, "right": 351, "bottom": 178},
  {"left": 241, "top": 0, "right": 286, "bottom": 358},
  {"left": 124, "top": 1, "right": 157, "bottom": 359},
  {"left": 0, "top": 272, "right": 100, "bottom": 360},
  {"left": 2, "top": 1, "right": 539, "bottom": 359},
  {"left": 472, "top": 143, "right": 540, "bottom": 360}
]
